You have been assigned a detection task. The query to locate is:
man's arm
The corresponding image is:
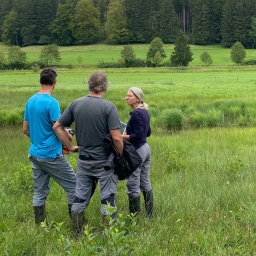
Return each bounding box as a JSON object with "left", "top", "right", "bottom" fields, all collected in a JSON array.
[
  {"left": 53, "top": 121, "right": 79, "bottom": 152},
  {"left": 110, "top": 129, "right": 123, "bottom": 157},
  {"left": 22, "top": 121, "right": 30, "bottom": 137}
]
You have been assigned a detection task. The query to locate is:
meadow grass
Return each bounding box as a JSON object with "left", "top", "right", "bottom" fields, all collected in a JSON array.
[
  {"left": 1, "top": 45, "right": 256, "bottom": 254},
  {"left": 2, "top": 42, "right": 256, "bottom": 67},
  {"left": 1, "top": 67, "right": 256, "bottom": 129},
  {"left": 1, "top": 126, "right": 256, "bottom": 255}
]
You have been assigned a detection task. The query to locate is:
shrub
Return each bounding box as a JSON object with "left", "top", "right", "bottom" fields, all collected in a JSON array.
[
  {"left": 189, "top": 111, "right": 206, "bottom": 127},
  {"left": 97, "top": 61, "right": 123, "bottom": 68},
  {"left": 132, "top": 58, "right": 146, "bottom": 67},
  {"left": 148, "top": 104, "right": 160, "bottom": 117},
  {"left": 40, "top": 206, "right": 138, "bottom": 255},
  {"left": 0, "top": 112, "right": 7, "bottom": 125},
  {"left": 5, "top": 163, "right": 33, "bottom": 195},
  {"left": 6, "top": 111, "right": 23, "bottom": 125},
  {"left": 159, "top": 108, "right": 183, "bottom": 131},
  {"left": 242, "top": 59, "right": 256, "bottom": 65},
  {"left": 225, "top": 155, "right": 249, "bottom": 182},
  {"left": 190, "top": 109, "right": 223, "bottom": 128},
  {"left": 164, "top": 148, "right": 188, "bottom": 173},
  {"left": 206, "top": 109, "right": 223, "bottom": 127},
  {"left": 200, "top": 51, "right": 213, "bottom": 66}
]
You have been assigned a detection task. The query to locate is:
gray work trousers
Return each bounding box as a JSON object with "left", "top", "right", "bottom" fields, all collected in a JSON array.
[
  {"left": 29, "top": 154, "right": 76, "bottom": 206},
  {"left": 126, "top": 143, "right": 152, "bottom": 197},
  {"left": 72, "top": 159, "right": 118, "bottom": 215}
]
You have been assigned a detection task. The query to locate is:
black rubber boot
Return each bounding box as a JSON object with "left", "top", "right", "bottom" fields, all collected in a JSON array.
[
  {"left": 68, "top": 204, "right": 72, "bottom": 219},
  {"left": 128, "top": 196, "right": 140, "bottom": 216},
  {"left": 143, "top": 190, "right": 154, "bottom": 218},
  {"left": 71, "top": 211, "right": 85, "bottom": 237},
  {"left": 34, "top": 205, "right": 46, "bottom": 225}
]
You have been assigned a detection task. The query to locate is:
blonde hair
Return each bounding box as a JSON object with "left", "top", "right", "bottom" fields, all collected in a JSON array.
[{"left": 129, "top": 87, "right": 148, "bottom": 110}]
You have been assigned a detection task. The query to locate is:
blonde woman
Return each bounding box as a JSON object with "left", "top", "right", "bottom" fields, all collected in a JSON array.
[{"left": 122, "top": 87, "right": 153, "bottom": 218}]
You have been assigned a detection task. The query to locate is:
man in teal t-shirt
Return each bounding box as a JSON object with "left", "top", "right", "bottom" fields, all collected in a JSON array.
[{"left": 23, "top": 68, "right": 77, "bottom": 225}]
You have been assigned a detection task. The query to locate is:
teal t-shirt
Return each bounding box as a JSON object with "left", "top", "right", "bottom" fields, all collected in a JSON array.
[{"left": 24, "top": 93, "right": 62, "bottom": 158}]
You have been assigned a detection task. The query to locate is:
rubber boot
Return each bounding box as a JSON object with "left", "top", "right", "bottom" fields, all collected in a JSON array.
[
  {"left": 143, "top": 190, "right": 154, "bottom": 218},
  {"left": 71, "top": 211, "right": 84, "bottom": 237},
  {"left": 128, "top": 196, "right": 140, "bottom": 216},
  {"left": 34, "top": 205, "right": 46, "bottom": 225},
  {"left": 68, "top": 204, "right": 72, "bottom": 219}
]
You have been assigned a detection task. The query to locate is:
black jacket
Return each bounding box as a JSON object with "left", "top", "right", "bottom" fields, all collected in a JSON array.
[{"left": 104, "top": 134, "right": 142, "bottom": 180}]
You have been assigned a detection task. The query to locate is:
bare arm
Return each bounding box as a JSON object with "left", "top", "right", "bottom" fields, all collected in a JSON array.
[
  {"left": 53, "top": 121, "right": 79, "bottom": 152},
  {"left": 22, "top": 121, "right": 30, "bottom": 137},
  {"left": 110, "top": 129, "right": 123, "bottom": 157},
  {"left": 121, "top": 134, "right": 130, "bottom": 141}
]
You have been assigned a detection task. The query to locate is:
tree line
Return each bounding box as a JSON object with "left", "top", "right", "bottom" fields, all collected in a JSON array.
[{"left": 0, "top": 0, "right": 256, "bottom": 48}]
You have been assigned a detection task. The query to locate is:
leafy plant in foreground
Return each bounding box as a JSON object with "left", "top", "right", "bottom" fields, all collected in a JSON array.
[
  {"left": 5, "top": 162, "right": 33, "bottom": 195},
  {"left": 41, "top": 205, "right": 138, "bottom": 255}
]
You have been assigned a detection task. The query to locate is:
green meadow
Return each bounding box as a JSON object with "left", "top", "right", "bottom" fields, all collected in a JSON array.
[
  {"left": 2, "top": 42, "right": 256, "bottom": 67},
  {"left": 1, "top": 44, "right": 256, "bottom": 255}
]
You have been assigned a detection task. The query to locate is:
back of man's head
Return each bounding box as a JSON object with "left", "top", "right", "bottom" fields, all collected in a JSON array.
[
  {"left": 40, "top": 68, "right": 57, "bottom": 86},
  {"left": 88, "top": 72, "right": 109, "bottom": 93}
]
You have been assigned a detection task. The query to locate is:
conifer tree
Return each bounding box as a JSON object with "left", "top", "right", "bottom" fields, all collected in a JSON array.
[
  {"left": 191, "top": 0, "right": 210, "bottom": 45},
  {"left": 158, "top": 0, "right": 179, "bottom": 43},
  {"left": 170, "top": 30, "right": 193, "bottom": 67},
  {"left": 49, "top": 0, "right": 75, "bottom": 45}
]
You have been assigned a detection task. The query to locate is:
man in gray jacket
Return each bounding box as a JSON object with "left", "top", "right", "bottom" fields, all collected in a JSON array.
[{"left": 53, "top": 72, "right": 123, "bottom": 235}]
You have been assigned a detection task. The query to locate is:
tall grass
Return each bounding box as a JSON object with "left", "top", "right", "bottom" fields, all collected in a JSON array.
[
  {"left": 1, "top": 127, "right": 256, "bottom": 254},
  {"left": 1, "top": 68, "right": 256, "bottom": 130}
]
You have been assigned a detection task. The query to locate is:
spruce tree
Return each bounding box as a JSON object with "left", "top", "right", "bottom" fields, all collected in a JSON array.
[
  {"left": 49, "top": 0, "right": 75, "bottom": 45},
  {"left": 158, "top": 0, "right": 179, "bottom": 43},
  {"left": 191, "top": 0, "right": 210, "bottom": 45},
  {"left": 170, "top": 30, "right": 193, "bottom": 67}
]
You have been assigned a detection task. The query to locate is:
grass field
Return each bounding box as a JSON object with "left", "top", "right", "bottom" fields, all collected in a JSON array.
[
  {"left": 1, "top": 42, "right": 256, "bottom": 67},
  {"left": 1, "top": 126, "right": 256, "bottom": 255},
  {"left": 1, "top": 67, "right": 256, "bottom": 130},
  {"left": 1, "top": 44, "right": 256, "bottom": 254}
]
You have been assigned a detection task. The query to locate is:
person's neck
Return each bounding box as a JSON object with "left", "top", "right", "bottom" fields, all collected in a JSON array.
[
  {"left": 39, "top": 84, "right": 54, "bottom": 95},
  {"left": 88, "top": 91, "right": 103, "bottom": 98}
]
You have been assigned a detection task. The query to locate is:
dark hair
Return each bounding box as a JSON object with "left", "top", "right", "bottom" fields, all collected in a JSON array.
[
  {"left": 40, "top": 68, "right": 57, "bottom": 86},
  {"left": 88, "top": 72, "right": 109, "bottom": 93}
]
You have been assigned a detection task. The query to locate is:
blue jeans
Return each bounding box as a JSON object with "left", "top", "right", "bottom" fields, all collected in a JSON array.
[{"left": 29, "top": 154, "right": 76, "bottom": 206}]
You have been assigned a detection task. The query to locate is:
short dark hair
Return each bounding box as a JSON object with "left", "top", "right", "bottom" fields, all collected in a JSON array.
[
  {"left": 88, "top": 72, "right": 109, "bottom": 93},
  {"left": 40, "top": 68, "right": 57, "bottom": 86}
]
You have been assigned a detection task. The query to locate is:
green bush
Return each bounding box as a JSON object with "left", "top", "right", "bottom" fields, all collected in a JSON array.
[
  {"left": 97, "top": 62, "right": 123, "bottom": 68},
  {"left": 206, "top": 109, "right": 223, "bottom": 127},
  {"left": 0, "top": 112, "right": 7, "bottom": 125},
  {"left": 190, "top": 109, "right": 223, "bottom": 128},
  {"left": 5, "top": 163, "right": 33, "bottom": 195},
  {"left": 241, "top": 59, "right": 256, "bottom": 65},
  {"left": 148, "top": 104, "right": 160, "bottom": 117},
  {"left": 6, "top": 111, "right": 23, "bottom": 125},
  {"left": 164, "top": 148, "right": 188, "bottom": 173},
  {"left": 159, "top": 108, "right": 183, "bottom": 131},
  {"left": 40, "top": 206, "right": 138, "bottom": 255}
]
